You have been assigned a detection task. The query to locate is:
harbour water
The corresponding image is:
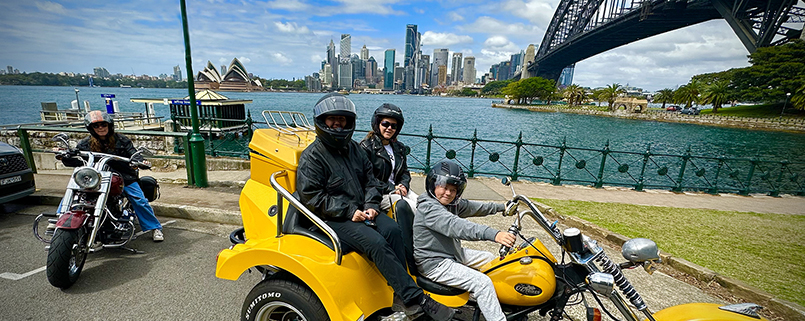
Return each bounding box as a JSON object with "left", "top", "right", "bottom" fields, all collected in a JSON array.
[{"left": 2, "top": 85, "right": 805, "bottom": 162}]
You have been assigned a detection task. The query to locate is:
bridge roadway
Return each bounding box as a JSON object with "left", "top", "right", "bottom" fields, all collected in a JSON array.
[{"left": 2, "top": 170, "right": 801, "bottom": 320}]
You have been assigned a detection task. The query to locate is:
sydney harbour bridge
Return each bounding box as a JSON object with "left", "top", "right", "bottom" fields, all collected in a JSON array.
[{"left": 518, "top": 0, "right": 805, "bottom": 81}]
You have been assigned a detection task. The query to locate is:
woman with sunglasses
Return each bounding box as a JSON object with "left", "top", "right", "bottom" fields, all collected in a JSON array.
[
  {"left": 62, "top": 110, "right": 164, "bottom": 242},
  {"left": 359, "top": 103, "right": 417, "bottom": 211}
]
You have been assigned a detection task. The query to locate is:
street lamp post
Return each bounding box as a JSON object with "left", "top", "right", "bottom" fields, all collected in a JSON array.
[
  {"left": 781, "top": 92, "right": 791, "bottom": 118},
  {"left": 74, "top": 88, "right": 80, "bottom": 110}
]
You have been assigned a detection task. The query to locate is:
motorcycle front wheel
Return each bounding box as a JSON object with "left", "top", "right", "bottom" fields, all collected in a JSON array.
[
  {"left": 46, "top": 227, "right": 88, "bottom": 289},
  {"left": 241, "top": 277, "right": 330, "bottom": 321}
]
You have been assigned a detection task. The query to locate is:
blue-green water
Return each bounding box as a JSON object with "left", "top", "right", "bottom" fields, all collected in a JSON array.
[{"left": 2, "top": 85, "right": 805, "bottom": 162}]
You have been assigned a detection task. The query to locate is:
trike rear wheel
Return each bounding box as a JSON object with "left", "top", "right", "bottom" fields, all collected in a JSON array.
[{"left": 241, "top": 277, "right": 329, "bottom": 321}]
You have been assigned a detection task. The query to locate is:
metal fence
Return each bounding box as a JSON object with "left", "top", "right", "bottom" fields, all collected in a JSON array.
[{"left": 386, "top": 126, "right": 805, "bottom": 196}]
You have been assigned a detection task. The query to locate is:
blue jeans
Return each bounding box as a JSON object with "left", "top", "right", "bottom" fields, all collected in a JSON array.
[{"left": 124, "top": 182, "right": 162, "bottom": 232}]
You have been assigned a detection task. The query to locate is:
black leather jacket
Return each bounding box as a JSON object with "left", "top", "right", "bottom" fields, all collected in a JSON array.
[
  {"left": 63, "top": 133, "right": 142, "bottom": 185},
  {"left": 297, "top": 138, "right": 382, "bottom": 221},
  {"left": 359, "top": 134, "right": 411, "bottom": 194}
]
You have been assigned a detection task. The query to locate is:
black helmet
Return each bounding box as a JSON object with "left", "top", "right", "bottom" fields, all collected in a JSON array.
[
  {"left": 371, "top": 103, "right": 404, "bottom": 140},
  {"left": 84, "top": 110, "right": 114, "bottom": 138},
  {"left": 313, "top": 93, "right": 357, "bottom": 149},
  {"left": 426, "top": 160, "right": 467, "bottom": 206}
]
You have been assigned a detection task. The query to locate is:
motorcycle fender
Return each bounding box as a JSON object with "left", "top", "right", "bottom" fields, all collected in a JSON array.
[
  {"left": 216, "top": 236, "right": 392, "bottom": 321},
  {"left": 55, "top": 211, "right": 88, "bottom": 230},
  {"left": 652, "top": 303, "right": 769, "bottom": 321}
]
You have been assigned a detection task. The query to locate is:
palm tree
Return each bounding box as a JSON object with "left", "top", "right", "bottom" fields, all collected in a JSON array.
[
  {"left": 599, "top": 83, "right": 626, "bottom": 111},
  {"left": 791, "top": 83, "right": 805, "bottom": 110},
  {"left": 702, "top": 81, "right": 731, "bottom": 113},
  {"left": 563, "top": 84, "right": 585, "bottom": 106},
  {"left": 653, "top": 88, "right": 674, "bottom": 109},
  {"left": 674, "top": 81, "right": 702, "bottom": 109}
]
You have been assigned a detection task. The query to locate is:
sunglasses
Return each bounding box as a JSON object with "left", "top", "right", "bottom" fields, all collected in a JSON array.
[
  {"left": 91, "top": 123, "right": 108, "bottom": 129},
  {"left": 380, "top": 121, "right": 398, "bottom": 130}
]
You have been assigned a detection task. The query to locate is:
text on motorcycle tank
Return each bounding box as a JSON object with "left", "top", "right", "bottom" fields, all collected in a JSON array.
[{"left": 514, "top": 283, "right": 543, "bottom": 296}]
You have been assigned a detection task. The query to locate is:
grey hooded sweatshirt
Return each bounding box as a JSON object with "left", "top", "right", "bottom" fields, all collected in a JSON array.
[{"left": 413, "top": 193, "right": 505, "bottom": 274}]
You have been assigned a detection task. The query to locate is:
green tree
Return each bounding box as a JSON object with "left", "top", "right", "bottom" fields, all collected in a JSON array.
[
  {"left": 731, "top": 40, "right": 805, "bottom": 105},
  {"left": 702, "top": 80, "right": 731, "bottom": 113},
  {"left": 674, "top": 79, "right": 703, "bottom": 108},
  {"left": 562, "top": 84, "right": 585, "bottom": 107},
  {"left": 599, "top": 83, "right": 626, "bottom": 111},
  {"left": 791, "top": 83, "right": 805, "bottom": 110},
  {"left": 653, "top": 88, "right": 674, "bottom": 109},
  {"left": 481, "top": 79, "right": 513, "bottom": 96}
]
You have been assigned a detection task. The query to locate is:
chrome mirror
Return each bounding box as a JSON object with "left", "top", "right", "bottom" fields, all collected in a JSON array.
[
  {"left": 501, "top": 177, "right": 511, "bottom": 186},
  {"left": 586, "top": 272, "right": 614, "bottom": 295},
  {"left": 621, "top": 238, "right": 660, "bottom": 263},
  {"left": 52, "top": 133, "right": 69, "bottom": 147}
]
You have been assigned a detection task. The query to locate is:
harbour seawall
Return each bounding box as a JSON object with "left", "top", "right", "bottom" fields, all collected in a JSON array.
[{"left": 492, "top": 103, "right": 805, "bottom": 133}]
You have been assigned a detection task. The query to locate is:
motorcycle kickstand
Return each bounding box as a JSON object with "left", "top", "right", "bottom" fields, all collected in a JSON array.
[{"left": 118, "top": 246, "right": 145, "bottom": 254}]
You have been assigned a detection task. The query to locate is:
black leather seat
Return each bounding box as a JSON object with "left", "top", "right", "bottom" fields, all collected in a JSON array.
[
  {"left": 281, "top": 192, "right": 355, "bottom": 254},
  {"left": 392, "top": 200, "right": 466, "bottom": 296}
]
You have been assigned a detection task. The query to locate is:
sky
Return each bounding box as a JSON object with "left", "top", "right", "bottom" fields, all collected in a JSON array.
[{"left": 1, "top": 0, "right": 803, "bottom": 92}]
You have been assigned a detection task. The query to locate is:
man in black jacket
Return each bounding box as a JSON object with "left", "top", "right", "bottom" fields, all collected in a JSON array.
[{"left": 297, "top": 93, "right": 453, "bottom": 321}]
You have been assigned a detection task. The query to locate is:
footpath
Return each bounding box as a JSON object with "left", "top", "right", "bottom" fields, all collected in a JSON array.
[{"left": 24, "top": 169, "right": 805, "bottom": 320}]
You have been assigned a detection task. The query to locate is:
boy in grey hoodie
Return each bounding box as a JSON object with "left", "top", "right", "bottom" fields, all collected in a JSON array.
[{"left": 413, "top": 160, "right": 516, "bottom": 321}]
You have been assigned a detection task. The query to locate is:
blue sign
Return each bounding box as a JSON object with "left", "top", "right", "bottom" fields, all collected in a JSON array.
[
  {"left": 101, "top": 94, "right": 116, "bottom": 98},
  {"left": 170, "top": 99, "right": 201, "bottom": 105}
]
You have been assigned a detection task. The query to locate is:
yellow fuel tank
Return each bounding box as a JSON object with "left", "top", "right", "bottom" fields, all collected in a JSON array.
[{"left": 483, "top": 244, "right": 557, "bottom": 306}]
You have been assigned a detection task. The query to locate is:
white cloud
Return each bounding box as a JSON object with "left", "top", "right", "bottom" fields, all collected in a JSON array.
[
  {"left": 238, "top": 57, "right": 252, "bottom": 64},
  {"left": 269, "top": 52, "right": 293, "bottom": 65},
  {"left": 266, "top": 0, "right": 310, "bottom": 11},
  {"left": 274, "top": 21, "right": 311, "bottom": 34},
  {"left": 35, "top": 1, "right": 67, "bottom": 15},
  {"left": 421, "top": 31, "right": 474, "bottom": 47},
  {"left": 448, "top": 12, "right": 464, "bottom": 22},
  {"left": 502, "top": 0, "right": 556, "bottom": 25},
  {"left": 324, "top": 0, "right": 405, "bottom": 15},
  {"left": 459, "top": 16, "right": 542, "bottom": 36},
  {"left": 311, "top": 54, "right": 323, "bottom": 63}
]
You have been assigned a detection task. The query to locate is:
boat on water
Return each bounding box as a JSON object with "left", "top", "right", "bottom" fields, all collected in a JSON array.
[
  {"left": 120, "top": 84, "right": 132, "bottom": 88},
  {"left": 337, "top": 89, "right": 349, "bottom": 95}
]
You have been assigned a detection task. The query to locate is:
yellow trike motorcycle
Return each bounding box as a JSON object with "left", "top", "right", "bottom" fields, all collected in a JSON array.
[{"left": 215, "top": 111, "right": 768, "bottom": 321}]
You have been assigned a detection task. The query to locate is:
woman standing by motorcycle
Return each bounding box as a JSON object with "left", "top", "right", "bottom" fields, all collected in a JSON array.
[
  {"left": 63, "top": 111, "right": 164, "bottom": 242},
  {"left": 359, "top": 103, "right": 416, "bottom": 211}
]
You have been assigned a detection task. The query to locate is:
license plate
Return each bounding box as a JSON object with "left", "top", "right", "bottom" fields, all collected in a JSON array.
[{"left": 0, "top": 175, "right": 22, "bottom": 185}]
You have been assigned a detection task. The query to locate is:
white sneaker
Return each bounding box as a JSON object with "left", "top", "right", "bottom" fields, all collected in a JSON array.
[{"left": 152, "top": 229, "right": 164, "bottom": 242}]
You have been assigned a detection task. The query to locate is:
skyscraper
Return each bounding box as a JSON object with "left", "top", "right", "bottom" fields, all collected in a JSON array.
[
  {"left": 366, "top": 57, "right": 377, "bottom": 84},
  {"left": 384, "top": 49, "right": 395, "bottom": 90},
  {"left": 360, "top": 45, "right": 369, "bottom": 60},
  {"left": 418, "top": 54, "right": 430, "bottom": 87},
  {"left": 431, "top": 49, "right": 449, "bottom": 87},
  {"left": 463, "top": 57, "right": 476, "bottom": 85},
  {"left": 450, "top": 53, "right": 463, "bottom": 84},
  {"left": 404, "top": 25, "right": 417, "bottom": 68},
  {"left": 510, "top": 51, "right": 524, "bottom": 79},
  {"left": 340, "top": 34, "right": 351, "bottom": 59},
  {"left": 559, "top": 64, "right": 575, "bottom": 87},
  {"left": 404, "top": 25, "right": 421, "bottom": 91},
  {"left": 173, "top": 65, "right": 182, "bottom": 81},
  {"left": 327, "top": 39, "right": 337, "bottom": 86}
]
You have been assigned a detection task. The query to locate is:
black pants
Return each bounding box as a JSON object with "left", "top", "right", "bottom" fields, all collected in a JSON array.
[{"left": 326, "top": 214, "right": 422, "bottom": 304}]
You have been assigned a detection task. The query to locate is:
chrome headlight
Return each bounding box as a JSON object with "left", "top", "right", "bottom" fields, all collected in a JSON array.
[{"left": 74, "top": 167, "right": 101, "bottom": 190}]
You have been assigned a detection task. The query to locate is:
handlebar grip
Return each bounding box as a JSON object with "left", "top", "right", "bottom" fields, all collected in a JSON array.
[
  {"left": 499, "top": 244, "right": 510, "bottom": 259},
  {"left": 132, "top": 162, "right": 151, "bottom": 170}
]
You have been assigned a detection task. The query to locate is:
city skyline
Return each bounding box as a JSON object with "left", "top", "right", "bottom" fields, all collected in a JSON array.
[{"left": 2, "top": 0, "right": 801, "bottom": 91}]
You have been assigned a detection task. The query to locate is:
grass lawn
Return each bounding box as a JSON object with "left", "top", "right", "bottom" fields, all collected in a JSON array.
[
  {"left": 534, "top": 198, "right": 805, "bottom": 307},
  {"left": 700, "top": 103, "right": 805, "bottom": 118}
]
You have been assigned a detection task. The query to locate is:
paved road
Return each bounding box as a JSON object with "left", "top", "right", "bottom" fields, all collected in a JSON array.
[{"left": 0, "top": 203, "right": 260, "bottom": 321}]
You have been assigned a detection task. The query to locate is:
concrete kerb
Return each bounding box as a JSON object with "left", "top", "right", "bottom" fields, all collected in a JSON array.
[{"left": 529, "top": 199, "right": 805, "bottom": 321}]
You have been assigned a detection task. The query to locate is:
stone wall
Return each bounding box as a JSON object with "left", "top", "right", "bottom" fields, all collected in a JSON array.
[{"left": 492, "top": 103, "right": 805, "bottom": 132}]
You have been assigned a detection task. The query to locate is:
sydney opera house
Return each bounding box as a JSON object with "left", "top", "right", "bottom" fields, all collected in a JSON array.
[{"left": 196, "top": 58, "right": 263, "bottom": 92}]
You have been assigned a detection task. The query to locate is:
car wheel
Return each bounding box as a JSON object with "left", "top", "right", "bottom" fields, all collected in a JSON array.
[{"left": 241, "top": 277, "right": 330, "bottom": 321}]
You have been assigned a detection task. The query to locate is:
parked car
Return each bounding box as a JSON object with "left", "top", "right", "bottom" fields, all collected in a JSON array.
[
  {"left": 0, "top": 142, "right": 35, "bottom": 204},
  {"left": 666, "top": 105, "right": 681, "bottom": 111},
  {"left": 681, "top": 107, "right": 700, "bottom": 115}
]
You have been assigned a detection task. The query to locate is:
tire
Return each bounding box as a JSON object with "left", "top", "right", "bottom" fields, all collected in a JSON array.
[
  {"left": 46, "top": 227, "right": 88, "bottom": 289},
  {"left": 241, "top": 277, "right": 329, "bottom": 321}
]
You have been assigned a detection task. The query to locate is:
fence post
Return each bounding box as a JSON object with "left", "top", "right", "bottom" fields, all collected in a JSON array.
[
  {"left": 739, "top": 156, "right": 758, "bottom": 196},
  {"left": 709, "top": 158, "right": 724, "bottom": 194},
  {"left": 184, "top": 132, "right": 195, "bottom": 186},
  {"left": 769, "top": 160, "right": 787, "bottom": 197},
  {"left": 553, "top": 137, "right": 566, "bottom": 185},
  {"left": 469, "top": 129, "right": 477, "bottom": 178},
  {"left": 17, "top": 127, "right": 36, "bottom": 173},
  {"left": 512, "top": 131, "right": 523, "bottom": 181},
  {"left": 595, "top": 140, "right": 609, "bottom": 188},
  {"left": 673, "top": 145, "right": 691, "bottom": 192},
  {"left": 636, "top": 144, "right": 651, "bottom": 191},
  {"left": 425, "top": 125, "right": 433, "bottom": 174},
  {"left": 246, "top": 110, "right": 254, "bottom": 140}
]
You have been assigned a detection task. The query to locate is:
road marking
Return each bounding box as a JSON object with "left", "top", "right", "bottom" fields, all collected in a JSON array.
[
  {"left": 1, "top": 221, "right": 178, "bottom": 281},
  {"left": 134, "top": 220, "right": 176, "bottom": 237},
  {"left": 0, "top": 266, "right": 46, "bottom": 281}
]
